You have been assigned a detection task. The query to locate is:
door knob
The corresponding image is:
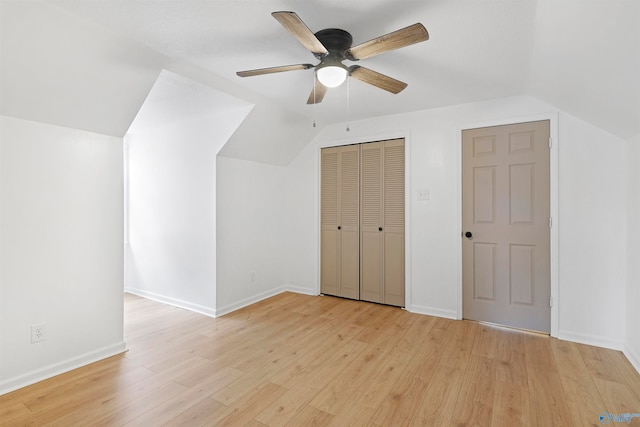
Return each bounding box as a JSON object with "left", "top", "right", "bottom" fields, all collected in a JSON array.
[
  {"left": 337, "top": 226, "right": 341, "bottom": 230},
  {"left": 379, "top": 227, "right": 383, "bottom": 231},
  {"left": 465, "top": 231, "right": 472, "bottom": 239}
]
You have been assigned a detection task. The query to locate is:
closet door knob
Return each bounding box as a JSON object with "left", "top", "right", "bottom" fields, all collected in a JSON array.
[
  {"left": 338, "top": 226, "right": 341, "bottom": 230},
  {"left": 379, "top": 227, "right": 383, "bottom": 231}
]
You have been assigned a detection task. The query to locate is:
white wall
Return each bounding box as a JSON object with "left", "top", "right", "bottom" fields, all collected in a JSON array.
[
  {"left": 0, "top": 116, "right": 125, "bottom": 394},
  {"left": 124, "top": 70, "right": 252, "bottom": 316},
  {"left": 557, "top": 114, "right": 627, "bottom": 348},
  {"left": 125, "top": 120, "right": 219, "bottom": 315},
  {"left": 285, "top": 145, "right": 320, "bottom": 293},
  {"left": 285, "top": 95, "right": 629, "bottom": 350},
  {"left": 626, "top": 134, "right": 640, "bottom": 371},
  {"left": 216, "top": 157, "right": 297, "bottom": 315}
]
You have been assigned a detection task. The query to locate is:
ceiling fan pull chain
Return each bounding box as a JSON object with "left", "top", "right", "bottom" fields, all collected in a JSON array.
[
  {"left": 346, "top": 77, "right": 351, "bottom": 132},
  {"left": 313, "top": 73, "right": 317, "bottom": 128}
]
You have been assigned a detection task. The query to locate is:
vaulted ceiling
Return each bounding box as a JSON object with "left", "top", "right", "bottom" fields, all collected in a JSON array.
[{"left": 1, "top": 0, "right": 638, "bottom": 165}]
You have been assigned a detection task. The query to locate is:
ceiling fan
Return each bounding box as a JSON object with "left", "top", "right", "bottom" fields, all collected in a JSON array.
[{"left": 236, "top": 11, "right": 429, "bottom": 104}]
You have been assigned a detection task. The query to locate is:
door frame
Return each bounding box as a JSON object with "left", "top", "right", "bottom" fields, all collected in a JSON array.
[
  {"left": 458, "top": 113, "right": 559, "bottom": 337},
  {"left": 315, "top": 130, "right": 412, "bottom": 308}
]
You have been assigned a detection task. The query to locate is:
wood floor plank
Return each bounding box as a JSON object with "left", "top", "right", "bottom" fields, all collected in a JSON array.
[
  {"left": 411, "top": 364, "right": 467, "bottom": 426},
  {"left": 162, "top": 397, "right": 227, "bottom": 427},
  {"left": 286, "top": 405, "right": 334, "bottom": 426},
  {"left": 277, "top": 339, "right": 369, "bottom": 393},
  {"left": 579, "top": 344, "right": 629, "bottom": 384},
  {"left": 594, "top": 377, "right": 640, "bottom": 418},
  {"left": 609, "top": 351, "right": 640, "bottom": 402},
  {"left": 322, "top": 318, "right": 421, "bottom": 425},
  {"left": 253, "top": 386, "right": 322, "bottom": 427},
  {"left": 0, "top": 401, "right": 31, "bottom": 423},
  {"left": 451, "top": 355, "right": 497, "bottom": 426},
  {"left": 3, "top": 364, "right": 155, "bottom": 426},
  {"left": 207, "top": 382, "right": 288, "bottom": 426},
  {"left": 30, "top": 368, "right": 178, "bottom": 426},
  {"left": 550, "top": 338, "right": 607, "bottom": 426},
  {"left": 2, "top": 292, "right": 639, "bottom": 426},
  {"left": 472, "top": 323, "right": 501, "bottom": 359},
  {"left": 495, "top": 329, "right": 528, "bottom": 386},
  {"left": 410, "top": 319, "right": 478, "bottom": 425},
  {"left": 490, "top": 380, "right": 530, "bottom": 426},
  {"left": 0, "top": 354, "right": 133, "bottom": 407},
  {"left": 307, "top": 338, "right": 392, "bottom": 415},
  {"left": 86, "top": 381, "right": 187, "bottom": 426},
  {"left": 524, "top": 334, "right": 576, "bottom": 426},
  {"left": 122, "top": 368, "right": 245, "bottom": 427},
  {"left": 369, "top": 317, "right": 447, "bottom": 425}
]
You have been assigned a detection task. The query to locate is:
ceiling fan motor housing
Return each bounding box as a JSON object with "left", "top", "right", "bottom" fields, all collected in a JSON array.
[{"left": 314, "top": 28, "right": 353, "bottom": 61}]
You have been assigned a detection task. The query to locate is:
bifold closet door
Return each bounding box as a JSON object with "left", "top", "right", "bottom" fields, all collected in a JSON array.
[
  {"left": 360, "top": 139, "right": 405, "bottom": 306},
  {"left": 320, "top": 145, "right": 360, "bottom": 300}
]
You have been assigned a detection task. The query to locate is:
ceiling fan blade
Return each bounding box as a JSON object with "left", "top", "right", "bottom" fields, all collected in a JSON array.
[
  {"left": 272, "top": 11, "right": 329, "bottom": 56},
  {"left": 307, "top": 79, "right": 327, "bottom": 104},
  {"left": 236, "top": 63, "right": 313, "bottom": 77},
  {"left": 347, "top": 23, "right": 429, "bottom": 60},
  {"left": 349, "top": 66, "right": 408, "bottom": 94}
]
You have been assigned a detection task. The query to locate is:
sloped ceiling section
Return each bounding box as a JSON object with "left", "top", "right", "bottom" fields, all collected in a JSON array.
[
  {"left": 0, "top": 0, "right": 315, "bottom": 165},
  {"left": 0, "top": 0, "right": 163, "bottom": 138},
  {"left": 528, "top": 0, "right": 640, "bottom": 140},
  {"left": 128, "top": 70, "right": 253, "bottom": 143}
]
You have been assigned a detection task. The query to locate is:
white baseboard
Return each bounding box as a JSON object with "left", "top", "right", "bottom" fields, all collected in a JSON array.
[
  {"left": 215, "top": 286, "right": 288, "bottom": 317},
  {"left": 624, "top": 345, "right": 640, "bottom": 375},
  {"left": 557, "top": 330, "right": 624, "bottom": 351},
  {"left": 407, "top": 304, "right": 458, "bottom": 320},
  {"left": 283, "top": 284, "right": 318, "bottom": 296},
  {"left": 0, "top": 341, "right": 127, "bottom": 396},
  {"left": 125, "top": 287, "right": 217, "bottom": 318}
]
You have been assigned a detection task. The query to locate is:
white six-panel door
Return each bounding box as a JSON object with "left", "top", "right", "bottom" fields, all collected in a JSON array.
[{"left": 462, "top": 121, "right": 550, "bottom": 333}]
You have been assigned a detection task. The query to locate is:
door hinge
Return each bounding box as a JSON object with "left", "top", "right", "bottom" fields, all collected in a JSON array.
[
  {"left": 549, "top": 217, "right": 552, "bottom": 228},
  {"left": 549, "top": 137, "right": 553, "bottom": 148},
  {"left": 550, "top": 296, "right": 553, "bottom": 308}
]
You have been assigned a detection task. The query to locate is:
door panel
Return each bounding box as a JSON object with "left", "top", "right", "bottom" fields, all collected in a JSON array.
[
  {"left": 360, "top": 142, "right": 384, "bottom": 303},
  {"left": 340, "top": 228, "right": 360, "bottom": 299},
  {"left": 383, "top": 231, "right": 405, "bottom": 306},
  {"left": 359, "top": 139, "right": 405, "bottom": 307},
  {"left": 509, "top": 164, "right": 534, "bottom": 224},
  {"left": 320, "top": 145, "right": 360, "bottom": 300},
  {"left": 510, "top": 244, "right": 534, "bottom": 305},
  {"left": 473, "top": 166, "right": 496, "bottom": 223},
  {"left": 338, "top": 146, "right": 360, "bottom": 299},
  {"left": 320, "top": 230, "right": 338, "bottom": 296},
  {"left": 463, "top": 120, "right": 550, "bottom": 333},
  {"left": 361, "top": 230, "right": 382, "bottom": 302},
  {"left": 473, "top": 242, "right": 496, "bottom": 301},
  {"left": 320, "top": 149, "right": 338, "bottom": 296},
  {"left": 382, "top": 140, "right": 405, "bottom": 306}
]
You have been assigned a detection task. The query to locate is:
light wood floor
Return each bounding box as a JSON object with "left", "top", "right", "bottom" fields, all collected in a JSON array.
[{"left": 1, "top": 292, "right": 640, "bottom": 426}]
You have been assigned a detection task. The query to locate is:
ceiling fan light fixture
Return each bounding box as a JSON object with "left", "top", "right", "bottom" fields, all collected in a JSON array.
[{"left": 316, "top": 65, "right": 348, "bottom": 88}]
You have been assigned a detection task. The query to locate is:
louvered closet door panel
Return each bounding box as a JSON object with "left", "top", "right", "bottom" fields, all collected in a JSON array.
[
  {"left": 383, "top": 139, "right": 405, "bottom": 306},
  {"left": 338, "top": 145, "right": 360, "bottom": 300},
  {"left": 360, "top": 142, "right": 384, "bottom": 303},
  {"left": 320, "top": 148, "right": 339, "bottom": 296}
]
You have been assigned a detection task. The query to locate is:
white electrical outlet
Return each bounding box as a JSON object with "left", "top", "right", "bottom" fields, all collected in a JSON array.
[{"left": 31, "top": 324, "right": 46, "bottom": 343}]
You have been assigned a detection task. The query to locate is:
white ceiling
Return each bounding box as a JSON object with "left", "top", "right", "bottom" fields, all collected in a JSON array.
[
  {"left": 1, "top": 0, "right": 638, "bottom": 164},
  {"left": 42, "top": 0, "right": 536, "bottom": 123}
]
